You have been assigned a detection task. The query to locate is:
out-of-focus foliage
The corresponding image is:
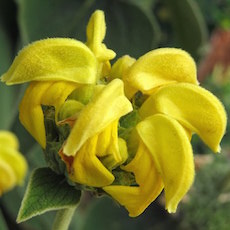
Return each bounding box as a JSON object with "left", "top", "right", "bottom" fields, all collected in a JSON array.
[
  {"left": 0, "top": 0, "right": 229, "bottom": 229},
  {"left": 179, "top": 154, "right": 230, "bottom": 230},
  {"left": 194, "top": 0, "right": 230, "bottom": 29},
  {"left": 16, "top": 0, "right": 208, "bottom": 59}
]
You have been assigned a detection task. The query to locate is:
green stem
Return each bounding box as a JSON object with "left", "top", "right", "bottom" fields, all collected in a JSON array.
[{"left": 52, "top": 207, "right": 76, "bottom": 230}]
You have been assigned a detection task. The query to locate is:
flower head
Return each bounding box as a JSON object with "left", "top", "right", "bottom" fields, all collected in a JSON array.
[
  {"left": 1, "top": 10, "right": 227, "bottom": 217},
  {"left": 0, "top": 131, "right": 27, "bottom": 195}
]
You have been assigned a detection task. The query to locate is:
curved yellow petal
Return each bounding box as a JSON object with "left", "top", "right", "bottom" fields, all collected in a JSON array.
[
  {"left": 96, "top": 122, "right": 128, "bottom": 170},
  {"left": 0, "top": 131, "right": 19, "bottom": 150},
  {"left": 0, "top": 146, "right": 27, "bottom": 185},
  {"left": 1, "top": 38, "right": 97, "bottom": 85},
  {"left": 19, "top": 81, "right": 78, "bottom": 148},
  {"left": 110, "top": 55, "right": 137, "bottom": 98},
  {"left": 41, "top": 81, "right": 79, "bottom": 121},
  {"left": 69, "top": 122, "right": 127, "bottom": 187},
  {"left": 96, "top": 120, "right": 121, "bottom": 169},
  {"left": 70, "top": 135, "right": 114, "bottom": 187},
  {"left": 63, "top": 79, "right": 133, "bottom": 156},
  {"left": 86, "top": 10, "right": 115, "bottom": 62},
  {"left": 125, "top": 48, "right": 198, "bottom": 95},
  {"left": 110, "top": 55, "right": 136, "bottom": 80},
  {"left": 139, "top": 83, "right": 227, "bottom": 152},
  {"left": 103, "top": 141, "right": 163, "bottom": 217},
  {"left": 136, "top": 114, "right": 194, "bottom": 213},
  {"left": 96, "top": 123, "right": 112, "bottom": 157}
]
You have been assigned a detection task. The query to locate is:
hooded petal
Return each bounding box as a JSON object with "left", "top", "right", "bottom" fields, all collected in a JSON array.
[
  {"left": 68, "top": 121, "right": 127, "bottom": 187},
  {"left": 136, "top": 114, "right": 194, "bottom": 213},
  {"left": 1, "top": 38, "right": 97, "bottom": 85},
  {"left": 96, "top": 119, "right": 122, "bottom": 169},
  {"left": 125, "top": 48, "right": 198, "bottom": 95},
  {"left": 103, "top": 141, "right": 163, "bottom": 217},
  {"left": 19, "top": 81, "right": 78, "bottom": 148},
  {"left": 63, "top": 79, "right": 133, "bottom": 156},
  {"left": 86, "top": 10, "right": 115, "bottom": 62},
  {"left": 139, "top": 83, "right": 227, "bottom": 152},
  {"left": 69, "top": 135, "right": 115, "bottom": 187}
]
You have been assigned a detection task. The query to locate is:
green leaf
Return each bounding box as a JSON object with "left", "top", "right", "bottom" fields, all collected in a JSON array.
[
  {"left": 164, "top": 0, "right": 208, "bottom": 59},
  {"left": 0, "top": 22, "right": 17, "bottom": 129},
  {"left": 102, "top": 0, "right": 156, "bottom": 58},
  {"left": 17, "top": 0, "right": 94, "bottom": 44},
  {"left": 17, "top": 167, "right": 81, "bottom": 223},
  {"left": 17, "top": 0, "right": 156, "bottom": 58}
]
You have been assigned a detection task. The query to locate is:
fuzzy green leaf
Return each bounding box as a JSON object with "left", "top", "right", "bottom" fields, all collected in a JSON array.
[{"left": 17, "top": 167, "right": 81, "bottom": 223}]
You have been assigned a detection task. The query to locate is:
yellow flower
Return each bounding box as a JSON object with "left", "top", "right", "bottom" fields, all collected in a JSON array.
[
  {"left": 1, "top": 9, "right": 227, "bottom": 218},
  {"left": 104, "top": 114, "right": 194, "bottom": 216},
  {"left": 0, "top": 10, "right": 132, "bottom": 190},
  {"left": 1, "top": 10, "right": 116, "bottom": 149},
  {"left": 104, "top": 48, "right": 227, "bottom": 216},
  {"left": 61, "top": 79, "right": 132, "bottom": 187},
  {"left": 0, "top": 131, "right": 27, "bottom": 195}
]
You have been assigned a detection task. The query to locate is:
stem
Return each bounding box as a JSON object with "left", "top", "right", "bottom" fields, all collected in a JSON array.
[{"left": 52, "top": 207, "right": 76, "bottom": 230}]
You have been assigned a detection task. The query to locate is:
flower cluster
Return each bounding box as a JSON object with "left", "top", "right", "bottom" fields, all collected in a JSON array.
[
  {"left": 0, "top": 131, "right": 27, "bottom": 195},
  {"left": 1, "top": 10, "right": 226, "bottom": 216}
]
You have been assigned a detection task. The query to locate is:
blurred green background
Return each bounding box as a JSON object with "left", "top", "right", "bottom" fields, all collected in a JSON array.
[{"left": 0, "top": 0, "right": 230, "bottom": 229}]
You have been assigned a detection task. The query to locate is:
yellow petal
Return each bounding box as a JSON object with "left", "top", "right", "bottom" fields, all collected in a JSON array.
[
  {"left": 70, "top": 135, "right": 114, "bottom": 187},
  {"left": 0, "top": 131, "right": 19, "bottom": 150},
  {"left": 86, "top": 10, "right": 115, "bottom": 62},
  {"left": 63, "top": 79, "right": 133, "bottom": 156},
  {"left": 125, "top": 48, "right": 198, "bottom": 95},
  {"left": 97, "top": 121, "right": 126, "bottom": 170},
  {"left": 96, "top": 123, "right": 112, "bottom": 157},
  {"left": 136, "top": 114, "right": 194, "bottom": 213},
  {"left": 139, "top": 83, "right": 227, "bottom": 152},
  {"left": 0, "top": 146, "right": 27, "bottom": 185},
  {"left": 69, "top": 121, "right": 126, "bottom": 187},
  {"left": 110, "top": 55, "right": 137, "bottom": 99},
  {"left": 110, "top": 55, "right": 136, "bottom": 80},
  {"left": 41, "top": 81, "right": 79, "bottom": 121},
  {"left": 0, "top": 160, "right": 16, "bottom": 195},
  {"left": 103, "top": 141, "right": 163, "bottom": 217},
  {"left": 19, "top": 81, "right": 78, "bottom": 148},
  {"left": 1, "top": 38, "right": 97, "bottom": 85}
]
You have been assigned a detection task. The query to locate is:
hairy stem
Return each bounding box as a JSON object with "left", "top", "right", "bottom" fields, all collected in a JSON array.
[{"left": 52, "top": 207, "right": 76, "bottom": 230}]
